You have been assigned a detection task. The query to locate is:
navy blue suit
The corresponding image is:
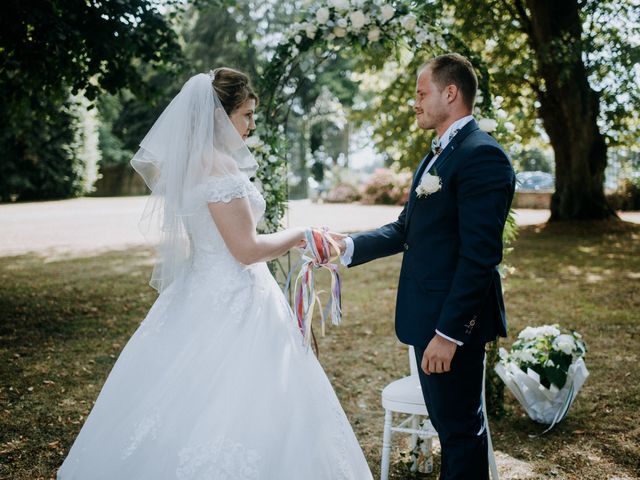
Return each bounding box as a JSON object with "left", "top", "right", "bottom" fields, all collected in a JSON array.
[{"left": 349, "top": 119, "right": 515, "bottom": 479}]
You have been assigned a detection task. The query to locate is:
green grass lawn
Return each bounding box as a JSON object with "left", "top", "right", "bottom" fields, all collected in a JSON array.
[{"left": 1, "top": 222, "right": 639, "bottom": 479}]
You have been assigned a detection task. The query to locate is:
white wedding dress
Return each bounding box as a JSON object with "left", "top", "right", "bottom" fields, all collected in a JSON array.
[{"left": 57, "top": 174, "right": 373, "bottom": 479}]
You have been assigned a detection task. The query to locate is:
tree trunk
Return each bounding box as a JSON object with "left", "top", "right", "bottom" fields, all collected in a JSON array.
[{"left": 524, "top": 0, "right": 616, "bottom": 221}]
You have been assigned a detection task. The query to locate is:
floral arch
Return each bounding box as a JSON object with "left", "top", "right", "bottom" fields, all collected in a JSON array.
[
  {"left": 249, "top": 0, "right": 500, "bottom": 233},
  {"left": 249, "top": 2, "right": 513, "bottom": 410}
]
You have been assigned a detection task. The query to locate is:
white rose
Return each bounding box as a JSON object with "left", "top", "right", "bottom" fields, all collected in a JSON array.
[
  {"left": 294, "top": 35, "right": 302, "bottom": 44},
  {"left": 291, "top": 46, "right": 300, "bottom": 57},
  {"left": 316, "top": 7, "right": 330, "bottom": 24},
  {"left": 415, "top": 173, "right": 442, "bottom": 197},
  {"left": 333, "top": 27, "right": 347, "bottom": 38},
  {"left": 553, "top": 334, "right": 576, "bottom": 355},
  {"left": 497, "top": 108, "right": 508, "bottom": 119},
  {"left": 244, "top": 136, "right": 264, "bottom": 149},
  {"left": 504, "top": 121, "right": 515, "bottom": 132},
  {"left": 305, "top": 23, "right": 317, "bottom": 39},
  {"left": 349, "top": 10, "right": 367, "bottom": 30},
  {"left": 367, "top": 28, "right": 381, "bottom": 42},
  {"left": 475, "top": 92, "right": 484, "bottom": 104},
  {"left": 380, "top": 4, "right": 395, "bottom": 22},
  {"left": 519, "top": 349, "right": 536, "bottom": 364},
  {"left": 336, "top": 17, "right": 348, "bottom": 28},
  {"left": 400, "top": 14, "right": 417, "bottom": 31},
  {"left": 518, "top": 326, "right": 537, "bottom": 341},
  {"left": 330, "top": 0, "right": 350, "bottom": 11},
  {"left": 415, "top": 29, "right": 429, "bottom": 44},
  {"left": 540, "top": 325, "right": 561, "bottom": 337},
  {"left": 478, "top": 118, "right": 498, "bottom": 132}
]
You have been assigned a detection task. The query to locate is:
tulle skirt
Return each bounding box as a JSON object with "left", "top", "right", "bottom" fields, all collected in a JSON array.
[{"left": 57, "top": 262, "right": 372, "bottom": 479}]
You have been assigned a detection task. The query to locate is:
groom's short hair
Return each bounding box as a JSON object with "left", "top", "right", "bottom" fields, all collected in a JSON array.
[{"left": 420, "top": 54, "right": 478, "bottom": 110}]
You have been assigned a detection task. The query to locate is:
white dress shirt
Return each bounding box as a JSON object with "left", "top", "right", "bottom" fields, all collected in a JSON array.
[{"left": 339, "top": 115, "right": 475, "bottom": 346}]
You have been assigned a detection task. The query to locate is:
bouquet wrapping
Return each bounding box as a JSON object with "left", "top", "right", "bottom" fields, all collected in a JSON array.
[{"left": 495, "top": 325, "right": 588, "bottom": 428}]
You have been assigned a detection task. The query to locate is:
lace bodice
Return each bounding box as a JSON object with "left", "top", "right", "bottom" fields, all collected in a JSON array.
[{"left": 185, "top": 174, "right": 266, "bottom": 261}]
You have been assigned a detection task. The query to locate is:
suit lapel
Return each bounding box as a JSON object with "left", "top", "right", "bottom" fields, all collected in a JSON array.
[
  {"left": 406, "top": 152, "right": 433, "bottom": 222},
  {"left": 405, "top": 119, "right": 480, "bottom": 230},
  {"left": 429, "top": 119, "right": 480, "bottom": 174},
  {"left": 412, "top": 152, "right": 434, "bottom": 190}
]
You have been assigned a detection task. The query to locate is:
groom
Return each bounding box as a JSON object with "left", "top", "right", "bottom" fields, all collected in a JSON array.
[{"left": 333, "top": 54, "right": 515, "bottom": 479}]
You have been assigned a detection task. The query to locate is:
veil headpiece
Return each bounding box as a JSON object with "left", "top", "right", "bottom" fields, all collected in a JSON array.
[{"left": 131, "top": 73, "right": 258, "bottom": 292}]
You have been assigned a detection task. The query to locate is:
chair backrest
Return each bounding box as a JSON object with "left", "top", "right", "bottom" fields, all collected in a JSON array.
[{"left": 409, "top": 345, "right": 418, "bottom": 376}]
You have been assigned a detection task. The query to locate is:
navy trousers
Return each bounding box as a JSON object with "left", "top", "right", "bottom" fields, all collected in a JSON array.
[{"left": 414, "top": 342, "right": 489, "bottom": 480}]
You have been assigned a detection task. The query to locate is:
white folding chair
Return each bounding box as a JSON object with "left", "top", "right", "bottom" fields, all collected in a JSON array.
[{"left": 380, "top": 346, "right": 438, "bottom": 480}]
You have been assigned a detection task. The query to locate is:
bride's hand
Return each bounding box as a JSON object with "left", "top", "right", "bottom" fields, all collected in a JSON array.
[{"left": 294, "top": 227, "right": 308, "bottom": 250}]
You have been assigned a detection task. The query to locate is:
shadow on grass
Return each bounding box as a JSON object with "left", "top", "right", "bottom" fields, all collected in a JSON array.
[{"left": 1, "top": 222, "right": 639, "bottom": 479}]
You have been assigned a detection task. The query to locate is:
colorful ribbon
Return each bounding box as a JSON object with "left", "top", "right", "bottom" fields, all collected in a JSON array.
[{"left": 285, "top": 228, "right": 343, "bottom": 347}]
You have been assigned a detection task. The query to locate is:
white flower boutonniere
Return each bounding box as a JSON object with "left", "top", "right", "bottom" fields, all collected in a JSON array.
[{"left": 416, "top": 173, "right": 442, "bottom": 198}]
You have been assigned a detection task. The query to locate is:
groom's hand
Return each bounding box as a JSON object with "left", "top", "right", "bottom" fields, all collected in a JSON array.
[
  {"left": 327, "top": 231, "right": 347, "bottom": 255},
  {"left": 421, "top": 335, "right": 458, "bottom": 374}
]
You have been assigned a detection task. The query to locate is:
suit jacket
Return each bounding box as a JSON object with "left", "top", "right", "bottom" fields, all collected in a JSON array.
[{"left": 350, "top": 119, "right": 516, "bottom": 346}]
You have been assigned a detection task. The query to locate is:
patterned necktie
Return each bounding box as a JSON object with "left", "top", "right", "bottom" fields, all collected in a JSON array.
[
  {"left": 431, "top": 127, "right": 461, "bottom": 156},
  {"left": 431, "top": 137, "right": 442, "bottom": 156}
]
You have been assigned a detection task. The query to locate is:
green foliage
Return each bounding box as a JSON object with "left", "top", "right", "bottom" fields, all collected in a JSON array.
[
  {"left": 443, "top": 0, "right": 640, "bottom": 148},
  {"left": 511, "top": 147, "right": 554, "bottom": 173},
  {"left": 0, "top": 95, "right": 82, "bottom": 201},
  {"left": 0, "top": 0, "right": 182, "bottom": 200},
  {"left": 97, "top": 95, "right": 134, "bottom": 166},
  {"left": 606, "top": 177, "right": 640, "bottom": 211},
  {"left": 0, "top": 0, "right": 182, "bottom": 102},
  {"left": 254, "top": 0, "right": 494, "bottom": 231},
  {"left": 182, "top": 1, "right": 260, "bottom": 78}
]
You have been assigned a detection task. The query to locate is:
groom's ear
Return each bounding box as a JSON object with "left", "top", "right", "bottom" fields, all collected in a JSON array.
[{"left": 445, "top": 84, "right": 459, "bottom": 104}]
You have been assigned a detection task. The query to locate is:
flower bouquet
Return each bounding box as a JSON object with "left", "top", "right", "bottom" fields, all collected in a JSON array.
[{"left": 495, "top": 324, "right": 589, "bottom": 429}]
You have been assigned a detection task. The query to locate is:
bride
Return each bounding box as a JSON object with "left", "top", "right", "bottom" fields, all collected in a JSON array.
[{"left": 57, "top": 68, "right": 373, "bottom": 479}]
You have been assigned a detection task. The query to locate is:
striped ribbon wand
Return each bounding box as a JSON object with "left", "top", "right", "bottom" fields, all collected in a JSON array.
[{"left": 285, "top": 227, "right": 343, "bottom": 347}]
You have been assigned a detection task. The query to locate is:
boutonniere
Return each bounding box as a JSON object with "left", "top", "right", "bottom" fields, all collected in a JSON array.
[{"left": 416, "top": 171, "right": 442, "bottom": 198}]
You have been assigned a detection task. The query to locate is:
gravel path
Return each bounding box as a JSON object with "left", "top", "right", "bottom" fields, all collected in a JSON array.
[{"left": 1, "top": 196, "right": 638, "bottom": 257}]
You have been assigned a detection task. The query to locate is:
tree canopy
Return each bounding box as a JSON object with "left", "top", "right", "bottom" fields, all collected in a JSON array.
[{"left": 0, "top": 0, "right": 182, "bottom": 200}]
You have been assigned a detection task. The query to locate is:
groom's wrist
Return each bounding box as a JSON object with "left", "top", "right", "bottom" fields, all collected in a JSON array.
[
  {"left": 435, "top": 329, "right": 464, "bottom": 346},
  {"left": 339, "top": 236, "right": 355, "bottom": 266}
]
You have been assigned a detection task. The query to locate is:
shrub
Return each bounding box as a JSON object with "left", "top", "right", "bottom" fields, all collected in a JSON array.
[
  {"left": 325, "top": 182, "right": 361, "bottom": 203},
  {"left": 606, "top": 177, "right": 640, "bottom": 211},
  {"left": 360, "top": 168, "right": 412, "bottom": 205}
]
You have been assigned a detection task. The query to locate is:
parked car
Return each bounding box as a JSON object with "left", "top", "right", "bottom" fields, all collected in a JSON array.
[{"left": 516, "top": 171, "right": 555, "bottom": 191}]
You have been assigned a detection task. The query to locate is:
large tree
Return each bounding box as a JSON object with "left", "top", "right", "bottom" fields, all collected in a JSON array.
[
  {"left": 447, "top": 0, "right": 640, "bottom": 221},
  {"left": 352, "top": 1, "right": 638, "bottom": 221},
  {"left": 0, "top": 0, "right": 181, "bottom": 200}
]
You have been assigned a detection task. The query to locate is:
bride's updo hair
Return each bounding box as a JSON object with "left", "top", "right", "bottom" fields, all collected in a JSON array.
[{"left": 211, "top": 67, "right": 259, "bottom": 115}]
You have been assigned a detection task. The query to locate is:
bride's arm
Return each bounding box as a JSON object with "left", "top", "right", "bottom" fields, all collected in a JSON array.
[{"left": 208, "top": 197, "right": 305, "bottom": 265}]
